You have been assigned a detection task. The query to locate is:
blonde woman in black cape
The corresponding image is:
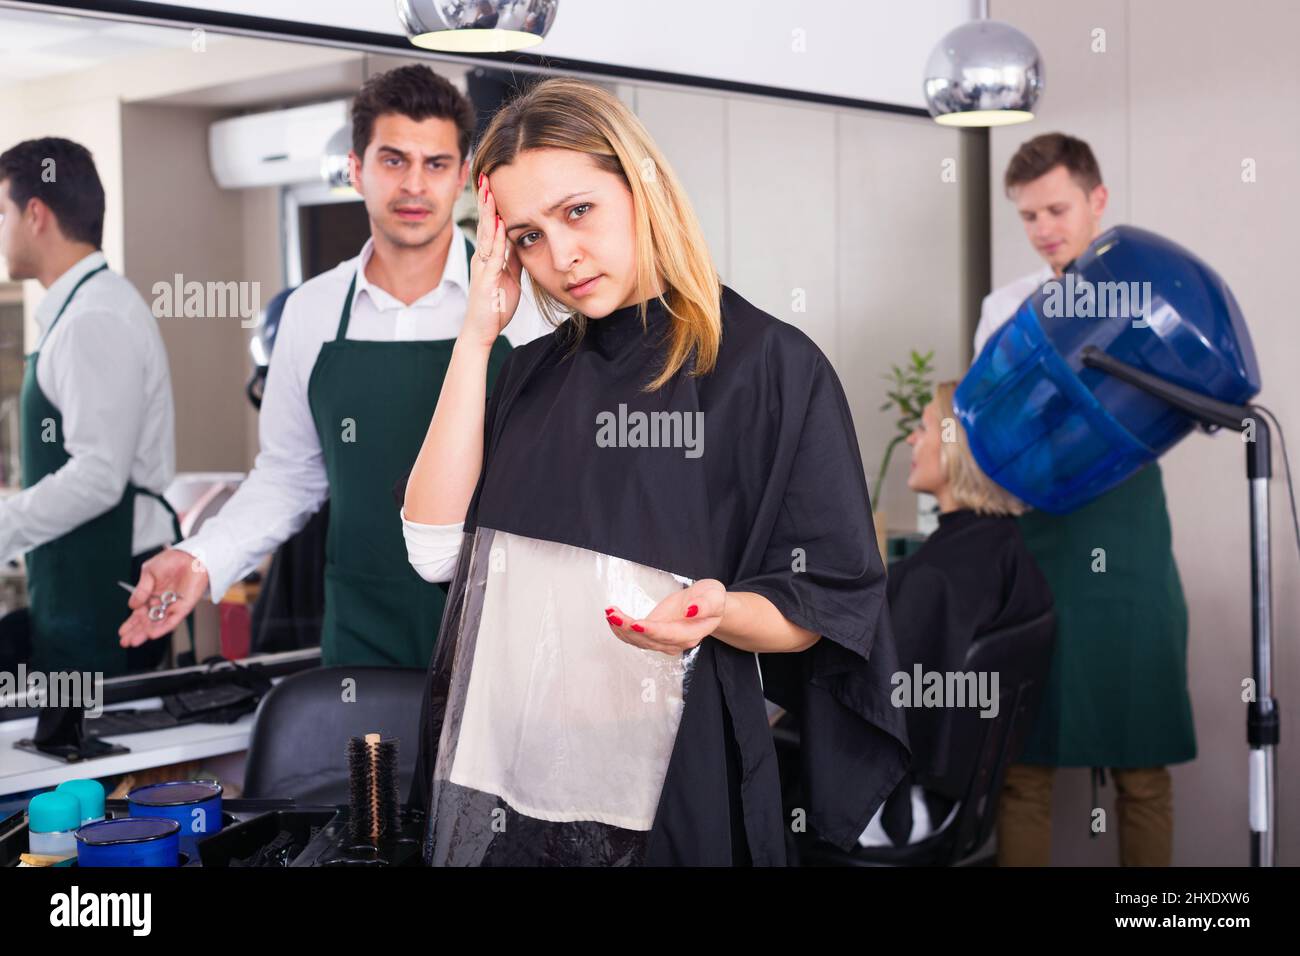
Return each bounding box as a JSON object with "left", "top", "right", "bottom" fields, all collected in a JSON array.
[
  {"left": 859, "top": 382, "right": 1052, "bottom": 851},
  {"left": 401, "top": 77, "right": 908, "bottom": 866}
]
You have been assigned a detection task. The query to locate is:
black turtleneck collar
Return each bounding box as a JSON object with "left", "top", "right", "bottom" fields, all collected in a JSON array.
[
  {"left": 583, "top": 294, "right": 671, "bottom": 357},
  {"left": 935, "top": 507, "right": 979, "bottom": 531}
]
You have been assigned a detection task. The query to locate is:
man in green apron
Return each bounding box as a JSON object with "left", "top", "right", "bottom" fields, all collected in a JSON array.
[
  {"left": 118, "top": 66, "right": 546, "bottom": 668},
  {"left": 0, "top": 138, "right": 178, "bottom": 680},
  {"left": 978, "top": 133, "right": 1195, "bottom": 866}
]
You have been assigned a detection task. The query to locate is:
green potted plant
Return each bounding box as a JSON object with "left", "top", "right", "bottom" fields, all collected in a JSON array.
[{"left": 873, "top": 349, "right": 935, "bottom": 560}]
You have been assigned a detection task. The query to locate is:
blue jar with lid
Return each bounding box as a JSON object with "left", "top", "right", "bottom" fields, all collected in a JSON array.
[
  {"left": 128, "top": 781, "right": 223, "bottom": 837},
  {"left": 75, "top": 817, "right": 180, "bottom": 867}
]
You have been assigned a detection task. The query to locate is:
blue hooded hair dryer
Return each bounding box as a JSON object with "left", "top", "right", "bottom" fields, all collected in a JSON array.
[
  {"left": 956, "top": 224, "right": 1260, "bottom": 513},
  {"left": 957, "top": 224, "right": 1286, "bottom": 867}
]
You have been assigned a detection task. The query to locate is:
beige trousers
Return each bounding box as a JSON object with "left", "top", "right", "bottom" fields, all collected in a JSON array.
[{"left": 996, "top": 763, "right": 1173, "bottom": 866}]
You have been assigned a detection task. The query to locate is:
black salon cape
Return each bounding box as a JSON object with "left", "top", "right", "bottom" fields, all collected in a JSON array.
[
  {"left": 886, "top": 509, "right": 1053, "bottom": 789},
  {"left": 408, "top": 286, "right": 910, "bottom": 864}
]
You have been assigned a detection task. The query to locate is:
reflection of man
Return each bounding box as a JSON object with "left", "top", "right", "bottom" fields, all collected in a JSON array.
[
  {"left": 978, "top": 133, "right": 1194, "bottom": 867},
  {"left": 471, "top": 0, "right": 501, "bottom": 29},
  {"left": 0, "top": 138, "right": 176, "bottom": 678},
  {"left": 120, "top": 65, "right": 548, "bottom": 668}
]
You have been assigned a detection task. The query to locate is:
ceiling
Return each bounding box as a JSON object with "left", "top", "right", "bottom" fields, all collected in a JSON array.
[
  {"left": 0, "top": 6, "right": 464, "bottom": 114},
  {"left": 0, "top": 6, "right": 208, "bottom": 86}
]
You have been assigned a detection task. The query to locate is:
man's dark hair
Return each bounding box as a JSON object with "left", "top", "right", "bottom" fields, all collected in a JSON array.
[
  {"left": 1004, "top": 132, "right": 1103, "bottom": 197},
  {"left": 351, "top": 64, "right": 477, "bottom": 162},
  {"left": 0, "top": 137, "right": 105, "bottom": 247}
]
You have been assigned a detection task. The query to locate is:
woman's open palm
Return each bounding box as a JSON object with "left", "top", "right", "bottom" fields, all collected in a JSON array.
[{"left": 604, "top": 578, "right": 727, "bottom": 655}]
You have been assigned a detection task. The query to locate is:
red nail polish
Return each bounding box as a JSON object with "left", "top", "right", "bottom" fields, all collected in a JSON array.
[
  {"left": 478, "top": 173, "right": 483, "bottom": 188},
  {"left": 631, "top": 624, "right": 645, "bottom": 632},
  {"left": 607, "top": 615, "right": 623, "bottom": 627},
  {"left": 686, "top": 605, "right": 698, "bottom": 618},
  {"left": 604, "top": 607, "right": 614, "bottom": 614}
]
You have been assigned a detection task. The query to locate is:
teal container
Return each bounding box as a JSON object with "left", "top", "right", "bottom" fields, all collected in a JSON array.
[
  {"left": 28, "top": 791, "right": 81, "bottom": 858},
  {"left": 56, "top": 779, "right": 106, "bottom": 825}
]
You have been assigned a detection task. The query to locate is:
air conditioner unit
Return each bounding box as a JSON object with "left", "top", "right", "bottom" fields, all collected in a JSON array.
[{"left": 209, "top": 99, "right": 349, "bottom": 189}]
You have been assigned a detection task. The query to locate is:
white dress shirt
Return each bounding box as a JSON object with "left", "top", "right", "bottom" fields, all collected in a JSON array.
[
  {"left": 0, "top": 251, "right": 176, "bottom": 562},
  {"left": 972, "top": 263, "right": 1054, "bottom": 357},
  {"left": 181, "top": 231, "right": 553, "bottom": 602}
]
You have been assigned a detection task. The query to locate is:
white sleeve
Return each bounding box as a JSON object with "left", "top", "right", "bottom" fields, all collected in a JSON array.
[
  {"left": 401, "top": 507, "right": 464, "bottom": 583},
  {"left": 972, "top": 292, "right": 1000, "bottom": 360},
  {"left": 178, "top": 290, "right": 330, "bottom": 602},
  {"left": 0, "top": 308, "right": 145, "bottom": 562}
]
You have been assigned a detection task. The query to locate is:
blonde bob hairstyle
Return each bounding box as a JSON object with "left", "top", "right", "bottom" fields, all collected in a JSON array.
[
  {"left": 933, "top": 381, "right": 1027, "bottom": 517},
  {"left": 471, "top": 77, "right": 721, "bottom": 391}
]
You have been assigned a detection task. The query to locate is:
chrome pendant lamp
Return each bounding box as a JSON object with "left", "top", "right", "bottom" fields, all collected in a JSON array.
[
  {"left": 923, "top": 1, "right": 1043, "bottom": 127},
  {"left": 396, "top": 0, "right": 558, "bottom": 53}
]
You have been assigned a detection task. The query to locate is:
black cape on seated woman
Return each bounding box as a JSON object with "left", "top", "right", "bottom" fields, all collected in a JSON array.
[
  {"left": 407, "top": 286, "right": 910, "bottom": 865},
  {"left": 876, "top": 507, "right": 1053, "bottom": 844}
]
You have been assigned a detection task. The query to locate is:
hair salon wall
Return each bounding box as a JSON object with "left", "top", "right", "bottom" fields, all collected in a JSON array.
[{"left": 17, "top": 0, "right": 974, "bottom": 109}]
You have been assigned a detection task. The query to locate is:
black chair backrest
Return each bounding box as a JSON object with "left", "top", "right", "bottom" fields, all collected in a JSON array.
[
  {"left": 916, "top": 608, "right": 1057, "bottom": 863},
  {"left": 242, "top": 666, "right": 427, "bottom": 804}
]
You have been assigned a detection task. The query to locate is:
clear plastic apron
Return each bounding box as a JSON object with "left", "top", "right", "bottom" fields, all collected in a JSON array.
[{"left": 427, "top": 527, "right": 700, "bottom": 865}]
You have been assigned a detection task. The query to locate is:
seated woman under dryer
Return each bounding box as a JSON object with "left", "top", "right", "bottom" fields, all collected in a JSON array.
[{"left": 860, "top": 380, "right": 1053, "bottom": 848}]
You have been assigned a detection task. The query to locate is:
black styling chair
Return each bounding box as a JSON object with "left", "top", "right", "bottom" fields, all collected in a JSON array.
[
  {"left": 242, "top": 666, "right": 426, "bottom": 804},
  {"left": 781, "top": 609, "right": 1056, "bottom": 866}
]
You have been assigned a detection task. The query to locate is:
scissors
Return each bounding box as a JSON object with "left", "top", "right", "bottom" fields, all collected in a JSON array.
[{"left": 117, "top": 580, "right": 180, "bottom": 623}]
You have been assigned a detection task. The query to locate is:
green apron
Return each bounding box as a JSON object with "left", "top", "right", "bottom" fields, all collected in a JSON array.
[
  {"left": 1016, "top": 461, "right": 1196, "bottom": 768},
  {"left": 306, "top": 236, "right": 512, "bottom": 668},
  {"left": 22, "top": 263, "right": 183, "bottom": 678}
]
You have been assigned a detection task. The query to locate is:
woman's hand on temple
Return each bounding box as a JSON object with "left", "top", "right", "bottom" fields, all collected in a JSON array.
[
  {"left": 463, "top": 172, "right": 524, "bottom": 351},
  {"left": 604, "top": 578, "right": 727, "bottom": 655}
]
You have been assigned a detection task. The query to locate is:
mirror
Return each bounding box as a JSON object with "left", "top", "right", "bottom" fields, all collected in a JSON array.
[{"left": 0, "top": 4, "right": 967, "bottom": 693}]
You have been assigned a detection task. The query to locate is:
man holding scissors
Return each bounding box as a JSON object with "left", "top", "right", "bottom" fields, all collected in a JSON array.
[
  {"left": 116, "top": 581, "right": 178, "bottom": 624},
  {"left": 0, "top": 137, "right": 178, "bottom": 679}
]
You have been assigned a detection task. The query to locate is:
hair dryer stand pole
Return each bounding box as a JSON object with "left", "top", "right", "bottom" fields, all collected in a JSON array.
[{"left": 1081, "top": 346, "right": 1277, "bottom": 867}]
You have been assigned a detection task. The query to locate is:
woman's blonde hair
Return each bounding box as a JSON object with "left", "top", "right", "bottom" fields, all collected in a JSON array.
[
  {"left": 933, "top": 381, "right": 1027, "bottom": 516},
  {"left": 471, "top": 77, "right": 721, "bottom": 391}
]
